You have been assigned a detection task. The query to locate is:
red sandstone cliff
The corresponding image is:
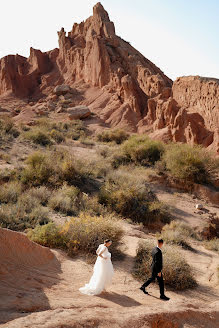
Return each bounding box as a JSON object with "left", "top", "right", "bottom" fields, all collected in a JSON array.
[{"left": 0, "top": 2, "right": 218, "bottom": 153}]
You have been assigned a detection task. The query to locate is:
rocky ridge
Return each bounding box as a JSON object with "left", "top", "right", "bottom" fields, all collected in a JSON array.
[{"left": 0, "top": 2, "right": 218, "bottom": 153}]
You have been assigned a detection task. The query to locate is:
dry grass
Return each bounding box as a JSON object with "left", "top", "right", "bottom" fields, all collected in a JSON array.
[
  {"left": 204, "top": 238, "right": 219, "bottom": 253},
  {"left": 133, "top": 240, "right": 197, "bottom": 290},
  {"left": 162, "top": 143, "right": 219, "bottom": 185},
  {"left": 0, "top": 181, "right": 23, "bottom": 203},
  {"left": 27, "top": 213, "right": 124, "bottom": 257},
  {"left": 21, "top": 118, "right": 88, "bottom": 145},
  {"left": 122, "top": 135, "right": 165, "bottom": 165},
  {"left": 48, "top": 184, "right": 80, "bottom": 215},
  {"left": 97, "top": 129, "right": 129, "bottom": 144},
  {"left": 20, "top": 150, "right": 89, "bottom": 187},
  {"left": 159, "top": 221, "right": 197, "bottom": 249},
  {"left": 99, "top": 169, "right": 170, "bottom": 226}
]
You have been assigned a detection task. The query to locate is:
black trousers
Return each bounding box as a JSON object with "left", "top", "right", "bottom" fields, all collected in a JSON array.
[{"left": 141, "top": 271, "right": 164, "bottom": 296}]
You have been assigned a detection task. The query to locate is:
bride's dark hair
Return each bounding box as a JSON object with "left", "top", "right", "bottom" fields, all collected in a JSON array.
[{"left": 104, "top": 239, "right": 111, "bottom": 244}]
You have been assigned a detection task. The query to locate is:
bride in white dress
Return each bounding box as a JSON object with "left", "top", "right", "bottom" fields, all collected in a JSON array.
[{"left": 79, "top": 239, "right": 114, "bottom": 295}]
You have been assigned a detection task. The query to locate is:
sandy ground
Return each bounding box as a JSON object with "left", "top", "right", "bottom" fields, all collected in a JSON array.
[
  {"left": 0, "top": 212, "right": 219, "bottom": 328},
  {"left": 0, "top": 138, "right": 219, "bottom": 327}
]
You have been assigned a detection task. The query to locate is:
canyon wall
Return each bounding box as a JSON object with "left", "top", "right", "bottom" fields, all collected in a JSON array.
[{"left": 0, "top": 2, "right": 218, "bottom": 153}]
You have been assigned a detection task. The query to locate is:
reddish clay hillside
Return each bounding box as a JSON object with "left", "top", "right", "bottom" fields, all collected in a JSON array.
[{"left": 0, "top": 2, "right": 218, "bottom": 153}]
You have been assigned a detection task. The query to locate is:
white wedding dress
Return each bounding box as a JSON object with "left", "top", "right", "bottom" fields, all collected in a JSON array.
[{"left": 79, "top": 244, "right": 114, "bottom": 295}]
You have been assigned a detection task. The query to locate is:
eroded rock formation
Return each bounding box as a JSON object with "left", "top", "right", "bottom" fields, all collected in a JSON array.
[{"left": 0, "top": 2, "right": 218, "bottom": 152}]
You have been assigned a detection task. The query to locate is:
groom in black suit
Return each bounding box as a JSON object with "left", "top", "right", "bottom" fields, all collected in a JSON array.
[{"left": 140, "top": 239, "right": 170, "bottom": 301}]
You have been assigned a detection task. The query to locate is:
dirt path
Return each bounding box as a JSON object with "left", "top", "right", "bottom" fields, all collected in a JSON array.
[{"left": 1, "top": 220, "right": 218, "bottom": 328}]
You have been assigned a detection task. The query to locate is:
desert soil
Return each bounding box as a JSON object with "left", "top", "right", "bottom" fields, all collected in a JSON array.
[
  {"left": 0, "top": 142, "right": 219, "bottom": 328},
  {"left": 0, "top": 189, "right": 219, "bottom": 328}
]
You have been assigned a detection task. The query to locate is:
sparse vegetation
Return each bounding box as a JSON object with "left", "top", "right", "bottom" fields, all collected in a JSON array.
[
  {"left": 21, "top": 118, "right": 88, "bottom": 145},
  {"left": 97, "top": 129, "right": 129, "bottom": 144},
  {"left": 27, "top": 214, "right": 123, "bottom": 257},
  {"left": 20, "top": 150, "right": 88, "bottom": 187},
  {"left": 0, "top": 181, "right": 23, "bottom": 203},
  {"left": 23, "top": 129, "right": 52, "bottom": 146},
  {"left": 204, "top": 238, "right": 219, "bottom": 253},
  {"left": 0, "top": 201, "right": 50, "bottom": 231},
  {"left": 49, "top": 129, "right": 65, "bottom": 143},
  {"left": 27, "top": 222, "right": 67, "bottom": 248},
  {"left": 133, "top": 240, "right": 197, "bottom": 290},
  {"left": 48, "top": 184, "right": 80, "bottom": 215},
  {"left": 0, "top": 117, "right": 20, "bottom": 142},
  {"left": 99, "top": 170, "right": 170, "bottom": 225},
  {"left": 162, "top": 143, "right": 219, "bottom": 185},
  {"left": 159, "top": 221, "right": 196, "bottom": 248},
  {"left": 122, "top": 135, "right": 165, "bottom": 165}
]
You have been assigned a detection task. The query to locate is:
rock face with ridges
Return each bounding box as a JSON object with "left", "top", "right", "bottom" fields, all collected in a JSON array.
[{"left": 0, "top": 2, "right": 218, "bottom": 153}]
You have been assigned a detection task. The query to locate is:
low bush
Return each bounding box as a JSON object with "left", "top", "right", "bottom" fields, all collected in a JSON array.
[
  {"left": 22, "top": 118, "right": 87, "bottom": 144},
  {"left": 21, "top": 152, "right": 53, "bottom": 186},
  {"left": 0, "top": 152, "right": 11, "bottom": 163},
  {"left": 27, "top": 214, "right": 123, "bottom": 257},
  {"left": 0, "top": 117, "right": 20, "bottom": 141},
  {"left": 48, "top": 185, "right": 80, "bottom": 215},
  {"left": 204, "top": 238, "right": 219, "bottom": 253},
  {"left": 20, "top": 150, "right": 88, "bottom": 187},
  {"left": 162, "top": 143, "right": 219, "bottom": 185},
  {"left": 133, "top": 240, "right": 197, "bottom": 290},
  {"left": 27, "top": 186, "right": 52, "bottom": 205},
  {"left": 99, "top": 170, "right": 170, "bottom": 225},
  {"left": 122, "top": 135, "right": 165, "bottom": 166},
  {"left": 62, "top": 213, "right": 123, "bottom": 256},
  {"left": 160, "top": 221, "right": 196, "bottom": 248},
  {"left": 0, "top": 201, "right": 50, "bottom": 231},
  {"left": 27, "top": 222, "right": 67, "bottom": 248},
  {"left": 49, "top": 129, "right": 65, "bottom": 143},
  {"left": 23, "top": 129, "right": 52, "bottom": 146},
  {"left": 0, "top": 181, "right": 23, "bottom": 203},
  {"left": 79, "top": 195, "right": 109, "bottom": 217},
  {"left": 97, "top": 129, "right": 129, "bottom": 144}
]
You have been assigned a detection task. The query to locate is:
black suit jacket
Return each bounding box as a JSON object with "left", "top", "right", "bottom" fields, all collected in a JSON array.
[{"left": 151, "top": 246, "right": 163, "bottom": 274}]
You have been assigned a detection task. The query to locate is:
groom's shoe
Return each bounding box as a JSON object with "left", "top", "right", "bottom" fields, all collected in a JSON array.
[
  {"left": 160, "top": 295, "right": 170, "bottom": 301},
  {"left": 139, "top": 286, "right": 148, "bottom": 295}
]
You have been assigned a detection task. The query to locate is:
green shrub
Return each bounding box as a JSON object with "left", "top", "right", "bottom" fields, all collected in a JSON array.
[
  {"left": 22, "top": 118, "right": 87, "bottom": 143},
  {"left": 27, "top": 222, "right": 67, "bottom": 248},
  {"left": 49, "top": 129, "right": 65, "bottom": 143},
  {"left": 60, "top": 213, "right": 123, "bottom": 256},
  {"left": 97, "top": 129, "right": 129, "bottom": 144},
  {"left": 163, "top": 143, "right": 219, "bottom": 184},
  {"left": 99, "top": 170, "right": 170, "bottom": 225},
  {"left": 133, "top": 240, "right": 196, "bottom": 290},
  {"left": 23, "top": 127, "right": 52, "bottom": 146},
  {"left": 160, "top": 221, "right": 196, "bottom": 248},
  {"left": 0, "top": 117, "right": 20, "bottom": 141},
  {"left": 27, "top": 214, "right": 123, "bottom": 257},
  {"left": 20, "top": 150, "right": 87, "bottom": 187},
  {"left": 0, "top": 181, "right": 23, "bottom": 203},
  {"left": 204, "top": 238, "right": 219, "bottom": 253},
  {"left": 21, "top": 152, "right": 53, "bottom": 186},
  {"left": 109, "top": 135, "right": 165, "bottom": 168},
  {"left": 79, "top": 195, "right": 108, "bottom": 217},
  {"left": 122, "top": 135, "right": 165, "bottom": 166}
]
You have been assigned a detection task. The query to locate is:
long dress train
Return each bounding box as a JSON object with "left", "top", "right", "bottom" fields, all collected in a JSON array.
[{"left": 79, "top": 244, "right": 114, "bottom": 295}]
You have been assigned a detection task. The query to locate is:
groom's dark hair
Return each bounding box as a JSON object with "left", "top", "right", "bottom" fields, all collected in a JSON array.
[
  {"left": 104, "top": 239, "right": 111, "bottom": 243},
  {"left": 158, "top": 239, "right": 164, "bottom": 244}
]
